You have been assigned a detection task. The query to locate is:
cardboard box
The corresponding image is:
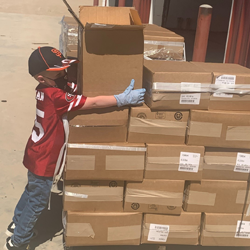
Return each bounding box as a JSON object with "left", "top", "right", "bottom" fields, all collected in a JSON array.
[
  {"left": 124, "top": 179, "right": 185, "bottom": 215},
  {"left": 65, "top": 212, "right": 142, "bottom": 246},
  {"left": 143, "top": 24, "right": 174, "bottom": 33},
  {"left": 192, "top": 62, "right": 250, "bottom": 111},
  {"left": 65, "top": 142, "right": 146, "bottom": 181},
  {"left": 68, "top": 107, "right": 128, "bottom": 143},
  {"left": 127, "top": 104, "right": 189, "bottom": 144},
  {"left": 187, "top": 110, "right": 250, "bottom": 149},
  {"left": 201, "top": 213, "right": 250, "bottom": 246},
  {"left": 78, "top": 7, "right": 144, "bottom": 96},
  {"left": 183, "top": 180, "right": 250, "bottom": 213},
  {"left": 141, "top": 212, "right": 201, "bottom": 245},
  {"left": 63, "top": 180, "right": 124, "bottom": 212},
  {"left": 143, "top": 60, "right": 212, "bottom": 110},
  {"left": 145, "top": 144, "right": 204, "bottom": 181},
  {"left": 203, "top": 147, "right": 250, "bottom": 181}
]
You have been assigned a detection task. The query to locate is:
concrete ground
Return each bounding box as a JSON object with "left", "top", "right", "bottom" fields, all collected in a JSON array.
[{"left": 0, "top": 1, "right": 250, "bottom": 250}]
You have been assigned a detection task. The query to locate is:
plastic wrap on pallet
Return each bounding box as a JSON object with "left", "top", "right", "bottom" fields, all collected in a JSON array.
[
  {"left": 144, "top": 40, "right": 186, "bottom": 61},
  {"left": 59, "top": 16, "right": 78, "bottom": 56}
]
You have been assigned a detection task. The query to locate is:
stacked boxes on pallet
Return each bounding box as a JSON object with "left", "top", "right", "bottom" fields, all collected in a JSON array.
[
  {"left": 64, "top": 7, "right": 145, "bottom": 247},
  {"left": 61, "top": 6, "right": 250, "bottom": 248}
]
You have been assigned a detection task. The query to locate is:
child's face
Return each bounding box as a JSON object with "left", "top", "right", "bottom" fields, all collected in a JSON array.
[{"left": 36, "top": 70, "right": 66, "bottom": 88}]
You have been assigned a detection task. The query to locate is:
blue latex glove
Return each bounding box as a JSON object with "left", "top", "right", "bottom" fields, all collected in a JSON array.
[{"left": 114, "top": 79, "right": 146, "bottom": 107}]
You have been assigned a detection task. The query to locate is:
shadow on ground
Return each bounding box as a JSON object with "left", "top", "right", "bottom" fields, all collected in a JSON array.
[{"left": 29, "top": 191, "right": 64, "bottom": 250}]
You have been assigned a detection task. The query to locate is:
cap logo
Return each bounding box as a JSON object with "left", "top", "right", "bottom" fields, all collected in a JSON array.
[{"left": 51, "top": 48, "right": 62, "bottom": 58}]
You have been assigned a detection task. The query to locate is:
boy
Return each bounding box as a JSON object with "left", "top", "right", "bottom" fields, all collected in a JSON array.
[{"left": 4, "top": 46, "right": 145, "bottom": 250}]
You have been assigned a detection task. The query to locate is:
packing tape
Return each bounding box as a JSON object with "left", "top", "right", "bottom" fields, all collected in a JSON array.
[
  {"left": 106, "top": 155, "right": 145, "bottom": 170},
  {"left": 151, "top": 93, "right": 209, "bottom": 102},
  {"left": 236, "top": 190, "right": 250, "bottom": 204},
  {"left": 107, "top": 225, "right": 141, "bottom": 241},
  {"left": 226, "top": 126, "right": 250, "bottom": 141},
  {"left": 186, "top": 190, "right": 216, "bottom": 206},
  {"left": 66, "top": 223, "right": 95, "bottom": 238},
  {"left": 144, "top": 40, "right": 185, "bottom": 47},
  {"left": 129, "top": 117, "right": 186, "bottom": 136},
  {"left": 66, "top": 155, "right": 95, "bottom": 170},
  {"left": 144, "top": 223, "right": 199, "bottom": 238},
  {"left": 68, "top": 143, "right": 147, "bottom": 152},
  {"left": 204, "top": 156, "right": 236, "bottom": 171},
  {"left": 203, "top": 225, "right": 238, "bottom": 238},
  {"left": 152, "top": 82, "right": 211, "bottom": 92},
  {"left": 204, "top": 155, "right": 236, "bottom": 165},
  {"left": 203, "top": 232, "right": 236, "bottom": 238},
  {"left": 64, "top": 186, "right": 123, "bottom": 202},
  {"left": 151, "top": 82, "right": 250, "bottom": 94},
  {"left": 147, "top": 156, "right": 203, "bottom": 171},
  {"left": 188, "top": 121, "right": 222, "bottom": 138},
  {"left": 126, "top": 188, "right": 183, "bottom": 206}
]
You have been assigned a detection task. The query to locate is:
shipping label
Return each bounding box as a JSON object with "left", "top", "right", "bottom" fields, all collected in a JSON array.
[
  {"left": 178, "top": 152, "right": 201, "bottom": 173},
  {"left": 234, "top": 153, "right": 250, "bottom": 173},
  {"left": 213, "top": 74, "right": 236, "bottom": 98},
  {"left": 147, "top": 224, "right": 169, "bottom": 242},
  {"left": 180, "top": 93, "right": 201, "bottom": 105},
  {"left": 235, "top": 220, "right": 250, "bottom": 239}
]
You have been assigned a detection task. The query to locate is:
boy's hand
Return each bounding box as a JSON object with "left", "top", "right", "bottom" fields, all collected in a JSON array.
[{"left": 114, "top": 79, "right": 146, "bottom": 107}]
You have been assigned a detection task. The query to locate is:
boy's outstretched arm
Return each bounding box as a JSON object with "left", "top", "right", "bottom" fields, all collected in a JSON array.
[{"left": 80, "top": 79, "right": 146, "bottom": 110}]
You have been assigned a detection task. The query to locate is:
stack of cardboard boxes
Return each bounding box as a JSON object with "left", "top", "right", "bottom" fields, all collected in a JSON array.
[
  {"left": 61, "top": 6, "right": 250, "bottom": 248},
  {"left": 142, "top": 59, "right": 250, "bottom": 246},
  {"left": 64, "top": 7, "right": 146, "bottom": 247}
]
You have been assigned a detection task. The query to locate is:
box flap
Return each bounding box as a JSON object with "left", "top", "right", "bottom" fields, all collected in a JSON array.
[
  {"left": 130, "top": 9, "right": 142, "bottom": 25},
  {"left": 79, "top": 6, "right": 141, "bottom": 26}
]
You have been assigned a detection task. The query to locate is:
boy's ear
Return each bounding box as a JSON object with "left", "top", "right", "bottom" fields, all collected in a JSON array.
[{"left": 36, "top": 75, "right": 46, "bottom": 84}]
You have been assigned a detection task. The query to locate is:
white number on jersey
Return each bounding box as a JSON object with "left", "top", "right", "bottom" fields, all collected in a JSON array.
[{"left": 31, "top": 108, "right": 45, "bottom": 143}]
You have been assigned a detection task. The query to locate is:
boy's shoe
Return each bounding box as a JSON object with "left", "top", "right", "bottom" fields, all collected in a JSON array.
[
  {"left": 5, "top": 222, "right": 15, "bottom": 237},
  {"left": 5, "top": 222, "right": 38, "bottom": 239},
  {"left": 3, "top": 237, "right": 29, "bottom": 250}
]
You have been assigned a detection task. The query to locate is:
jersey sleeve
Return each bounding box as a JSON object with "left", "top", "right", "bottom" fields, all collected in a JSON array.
[{"left": 52, "top": 90, "right": 87, "bottom": 116}]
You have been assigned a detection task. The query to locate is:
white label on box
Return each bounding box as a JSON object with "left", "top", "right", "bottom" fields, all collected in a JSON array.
[
  {"left": 178, "top": 152, "right": 201, "bottom": 173},
  {"left": 215, "top": 74, "right": 236, "bottom": 86},
  {"left": 213, "top": 75, "right": 236, "bottom": 98},
  {"left": 234, "top": 153, "right": 250, "bottom": 173},
  {"left": 181, "top": 82, "right": 201, "bottom": 92},
  {"left": 235, "top": 220, "right": 250, "bottom": 239},
  {"left": 213, "top": 93, "right": 233, "bottom": 98},
  {"left": 180, "top": 93, "right": 201, "bottom": 105},
  {"left": 147, "top": 224, "right": 169, "bottom": 242}
]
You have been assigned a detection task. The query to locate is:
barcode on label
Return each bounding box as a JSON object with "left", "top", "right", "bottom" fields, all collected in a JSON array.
[
  {"left": 180, "top": 167, "right": 193, "bottom": 171},
  {"left": 235, "top": 167, "right": 249, "bottom": 172},
  {"left": 155, "top": 226, "right": 169, "bottom": 230},
  {"left": 181, "top": 100, "right": 195, "bottom": 103},
  {"left": 221, "top": 76, "right": 235, "bottom": 80}
]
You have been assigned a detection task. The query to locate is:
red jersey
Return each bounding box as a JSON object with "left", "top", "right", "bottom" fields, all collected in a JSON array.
[{"left": 23, "top": 84, "right": 86, "bottom": 177}]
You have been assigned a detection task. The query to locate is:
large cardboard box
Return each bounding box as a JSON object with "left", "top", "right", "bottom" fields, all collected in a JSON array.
[
  {"left": 203, "top": 147, "right": 250, "bottom": 181},
  {"left": 78, "top": 7, "right": 144, "bottom": 96},
  {"left": 187, "top": 110, "right": 250, "bottom": 149},
  {"left": 183, "top": 180, "right": 250, "bottom": 213},
  {"left": 201, "top": 213, "right": 250, "bottom": 246},
  {"left": 192, "top": 62, "right": 250, "bottom": 111},
  {"left": 63, "top": 180, "right": 124, "bottom": 212},
  {"left": 145, "top": 144, "right": 204, "bottom": 181},
  {"left": 68, "top": 107, "right": 128, "bottom": 143},
  {"left": 65, "top": 142, "right": 146, "bottom": 181},
  {"left": 124, "top": 179, "right": 185, "bottom": 215},
  {"left": 127, "top": 104, "right": 189, "bottom": 144},
  {"left": 65, "top": 212, "right": 142, "bottom": 246},
  {"left": 141, "top": 212, "right": 201, "bottom": 245},
  {"left": 143, "top": 60, "right": 212, "bottom": 110}
]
